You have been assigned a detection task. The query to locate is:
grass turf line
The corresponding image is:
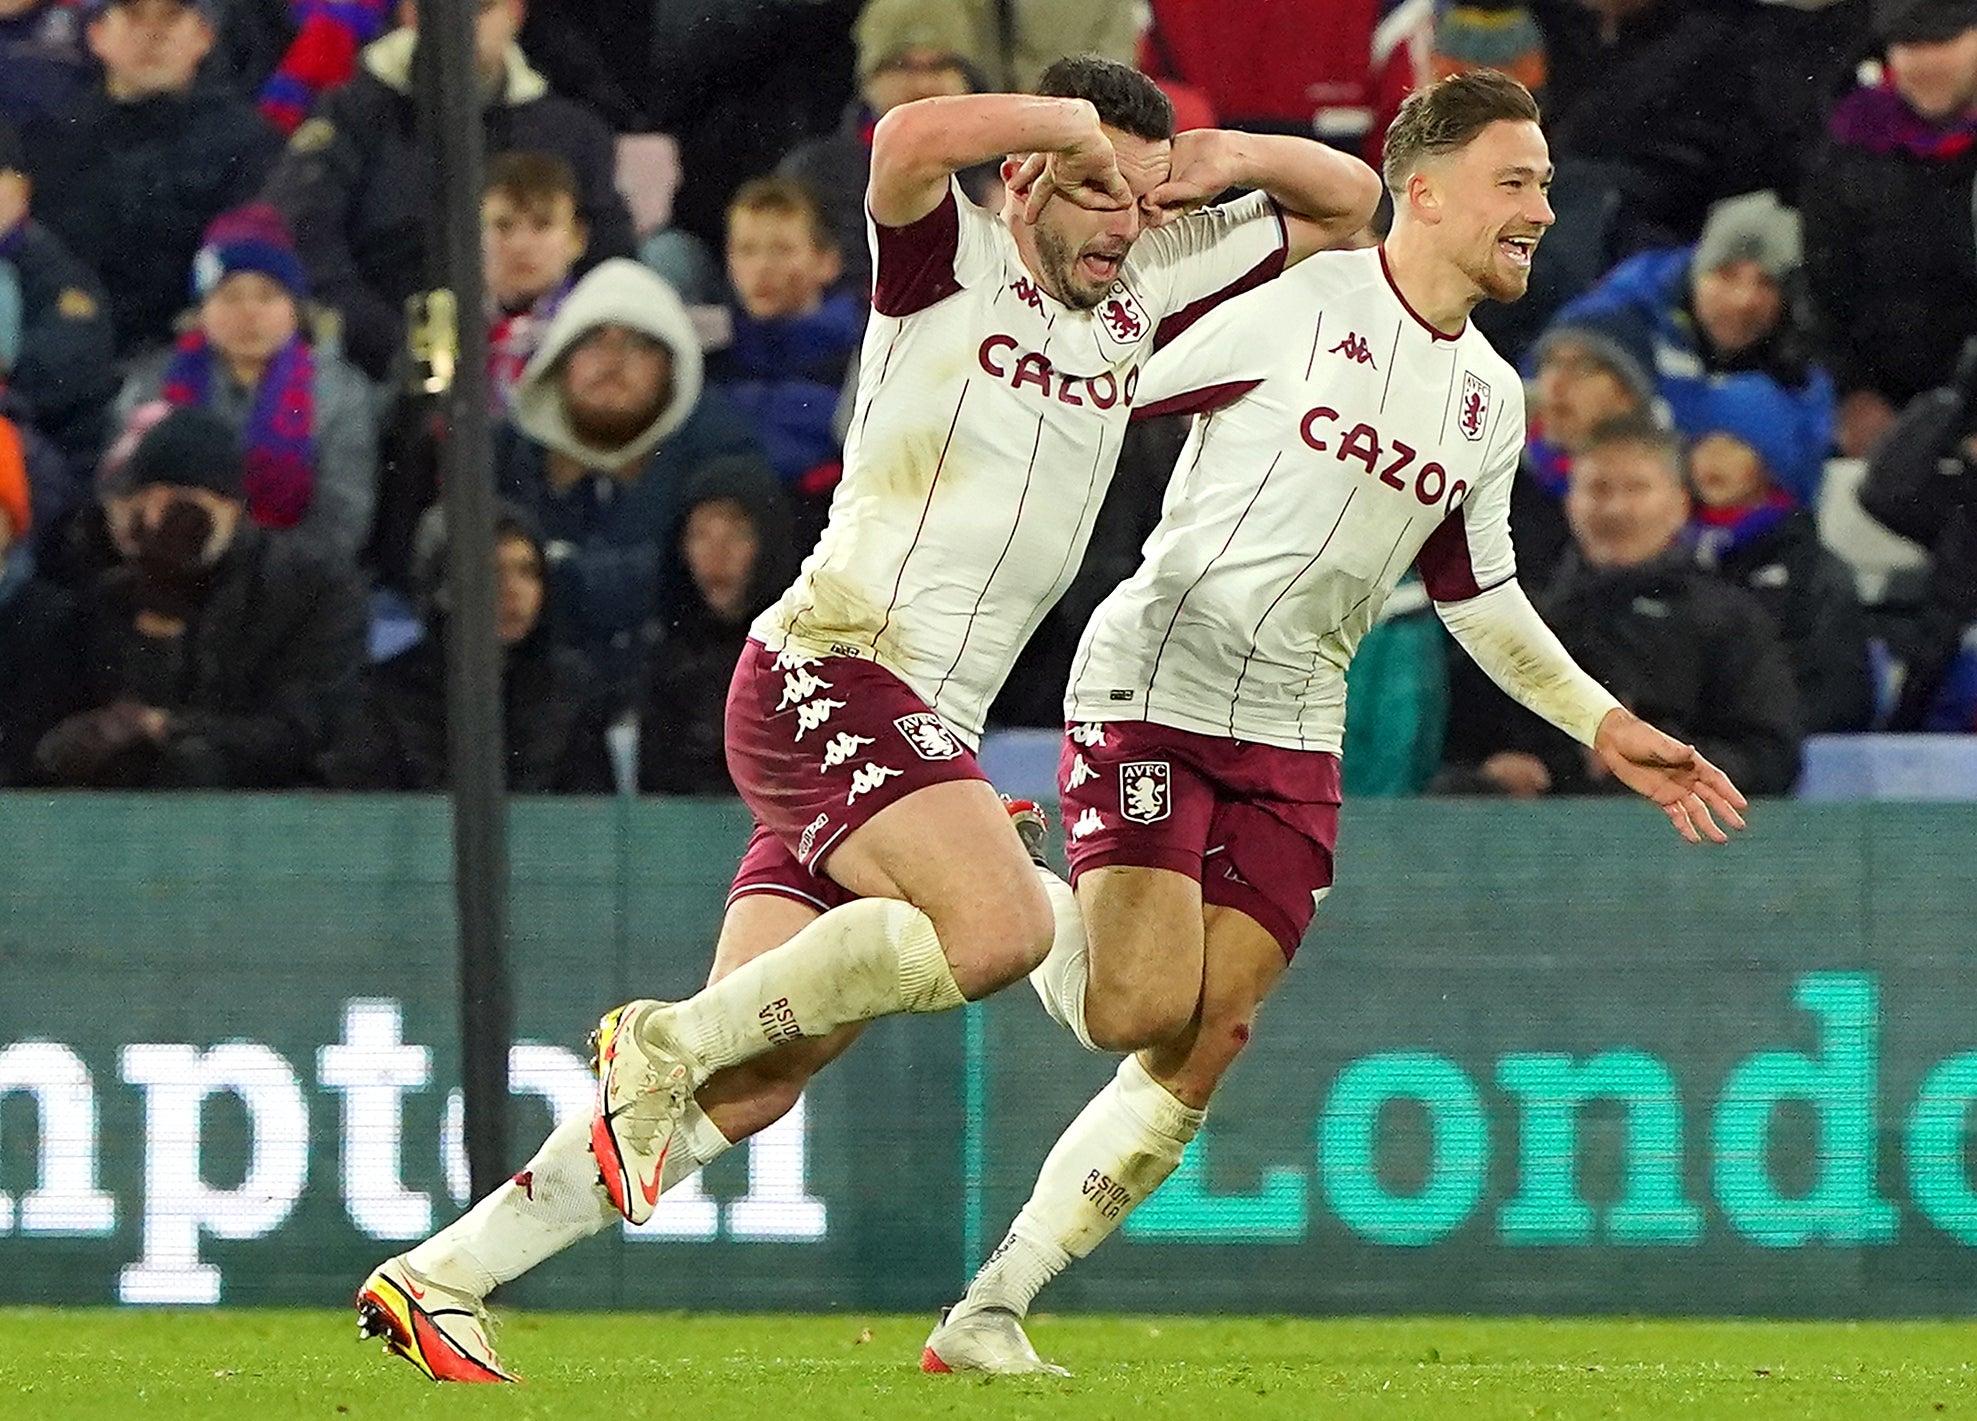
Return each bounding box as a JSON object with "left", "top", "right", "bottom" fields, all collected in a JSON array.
[{"left": 2, "top": 1310, "right": 1974, "bottom": 1420}]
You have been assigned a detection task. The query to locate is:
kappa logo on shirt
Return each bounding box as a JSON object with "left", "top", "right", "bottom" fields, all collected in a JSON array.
[
  {"left": 1119, "top": 760, "right": 1172, "bottom": 825},
  {"left": 1459, "top": 371, "right": 1491, "bottom": 441},
  {"left": 1330, "top": 332, "right": 1378, "bottom": 367},
  {"left": 895, "top": 712, "right": 962, "bottom": 761},
  {"left": 1010, "top": 276, "right": 1046, "bottom": 314}
]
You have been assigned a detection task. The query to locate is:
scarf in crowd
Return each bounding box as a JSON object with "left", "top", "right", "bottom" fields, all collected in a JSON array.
[
  {"left": 160, "top": 329, "right": 317, "bottom": 529},
  {"left": 1691, "top": 488, "right": 1796, "bottom": 565},
  {"left": 1830, "top": 81, "right": 1977, "bottom": 162},
  {"left": 257, "top": 0, "right": 392, "bottom": 134},
  {"left": 488, "top": 278, "right": 570, "bottom": 412},
  {"left": 1525, "top": 425, "right": 1572, "bottom": 498}
]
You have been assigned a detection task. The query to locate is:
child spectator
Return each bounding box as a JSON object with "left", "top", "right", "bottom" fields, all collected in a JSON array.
[
  {"left": 1689, "top": 423, "right": 1875, "bottom": 732},
  {"left": 485, "top": 151, "right": 587, "bottom": 413},
  {"left": 633, "top": 457, "right": 795, "bottom": 796},
  {"left": 319, "top": 499, "right": 611, "bottom": 792},
  {"left": 116, "top": 203, "right": 378, "bottom": 567},
  {"left": 707, "top": 176, "right": 863, "bottom": 552}
]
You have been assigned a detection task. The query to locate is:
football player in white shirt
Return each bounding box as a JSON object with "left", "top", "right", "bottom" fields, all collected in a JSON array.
[
  {"left": 355, "top": 57, "right": 1382, "bottom": 1380},
  {"left": 925, "top": 71, "right": 1751, "bottom": 1375}
]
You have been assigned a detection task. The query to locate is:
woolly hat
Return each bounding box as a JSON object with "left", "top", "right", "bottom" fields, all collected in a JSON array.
[
  {"left": 854, "top": 0, "right": 978, "bottom": 81},
  {"left": 190, "top": 203, "right": 310, "bottom": 303},
  {"left": 109, "top": 406, "right": 246, "bottom": 501},
  {"left": 0, "top": 415, "right": 29, "bottom": 542},
  {"left": 1531, "top": 322, "right": 1659, "bottom": 412},
  {"left": 1692, "top": 190, "right": 1802, "bottom": 284}
]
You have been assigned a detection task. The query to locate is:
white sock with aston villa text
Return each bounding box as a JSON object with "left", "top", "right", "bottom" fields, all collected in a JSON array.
[
  {"left": 402, "top": 1103, "right": 735, "bottom": 1296},
  {"left": 1027, "top": 867, "right": 1097, "bottom": 1050},
  {"left": 651, "top": 896, "right": 965, "bottom": 1077},
  {"left": 959, "top": 1053, "right": 1204, "bottom": 1318}
]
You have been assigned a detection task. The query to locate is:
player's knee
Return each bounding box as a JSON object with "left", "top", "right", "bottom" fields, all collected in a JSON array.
[
  {"left": 937, "top": 877, "right": 1054, "bottom": 997},
  {"left": 1085, "top": 983, "right": 1195, "bottom": 1054}
]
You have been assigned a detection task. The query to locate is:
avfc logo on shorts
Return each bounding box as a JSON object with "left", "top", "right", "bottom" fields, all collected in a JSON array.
[
  {"left": 1458, "top": 371, "right": 1491, "bottom": 441},
  {"left": 895, "top": 712, "right": 962, "bottom": 761},
  {"left": 1119, "top": 760, "right": 1171, "bottom": 824}
]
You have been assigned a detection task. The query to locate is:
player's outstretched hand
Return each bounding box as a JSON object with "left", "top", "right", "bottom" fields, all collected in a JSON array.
[
  {"left": 1017, "top": 140, "right": 1133, "bottom": 224},
  {"left": 1591, "top": 708, "right": 1749, "bottom": 845},
  {"left": 1142, "top": 129, "right": 1244, "bottom": 225}
]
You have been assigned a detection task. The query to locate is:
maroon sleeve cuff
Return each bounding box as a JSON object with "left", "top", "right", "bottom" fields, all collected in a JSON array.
[
  {"left": 1415, "top": 510, "right": 1481, "bottom": 601},
  {"left": 1131, "top": 379, "right": 1261, "bottom": 423},
  {"left": 871, "top": 188, "right": 964, "bottom": 318}
]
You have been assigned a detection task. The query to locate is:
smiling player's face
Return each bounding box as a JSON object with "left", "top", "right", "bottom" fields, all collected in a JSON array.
[{"left": 1425, "top": 118, "right": 1554, "bottom": 305}]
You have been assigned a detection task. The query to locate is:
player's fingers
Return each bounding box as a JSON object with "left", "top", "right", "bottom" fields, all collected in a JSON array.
[
  {"left": 1698, "top": 757, "right": 1749, "bottom": 811},
  {"left": 1023, "top": 176, "right": 1055, "bottom": 224},
  {"left": 1664, "top": 796, "right": 1702, "bottom": 845},
  {"left": 1686, "top": 792, "right": 1729, "bottom": 845},
  {"left": 1694, "top": 777, "right": 1747, "bottom": 832},
  {"left": 1012, "top": 151, "right": 1047, "bottom": 190}
]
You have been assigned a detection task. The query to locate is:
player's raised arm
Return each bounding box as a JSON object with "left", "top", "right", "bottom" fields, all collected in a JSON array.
[
  {"left": 867, "top": 93, "right": 1130, "bottom": 228},
  {"left": 1143, "top": 130, "right": 1382, "bottom": 263}
]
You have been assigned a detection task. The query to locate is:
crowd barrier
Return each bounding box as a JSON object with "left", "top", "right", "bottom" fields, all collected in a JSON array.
[{"left": 2, "top": 794, "right": 1973, "bottom": 1315}]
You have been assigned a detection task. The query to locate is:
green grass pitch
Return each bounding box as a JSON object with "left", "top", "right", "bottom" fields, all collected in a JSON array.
[{"left": 3, "top": 1310, "right": 1975, "bottom": 1420}]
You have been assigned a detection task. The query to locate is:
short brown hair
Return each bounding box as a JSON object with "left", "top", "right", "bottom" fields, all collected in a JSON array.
[
  {"left": 1381, "top": 70, "right": 1541, "bottom": 192},
  {"left": 727, "top": 175, "right": 837, "bottom": 254},
  {"left": 1578, "top": 413, "right": 1686, "bottom": 478},
  {"left": 1037, "top": 54, "right": 1174, "bottom": 144},
  {"left": 485, "top": 150, "right": 581, "bottom": 216}
]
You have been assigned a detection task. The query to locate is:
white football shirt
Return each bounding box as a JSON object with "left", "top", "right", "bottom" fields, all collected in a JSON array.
[
  {"left": 751, "top": 178, "right": 1288, "bottom": 745},
  {"left": 1066, "top": 244, "right": 1526, "bottom": 753}
]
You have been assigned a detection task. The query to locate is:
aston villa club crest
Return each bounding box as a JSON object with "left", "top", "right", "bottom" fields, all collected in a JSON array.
[
  {"left": 1118, "top": 760, "right": 1171, "bottom": 824},
  {"left": 1458, "top": 371, "right": 1491, "bottom": 442},
  {"left": 894, "top": 712, "right": 962, "bottom": 761},
  {"left": 1097, "top": 282, "right": 1147, "bottom": 345}
]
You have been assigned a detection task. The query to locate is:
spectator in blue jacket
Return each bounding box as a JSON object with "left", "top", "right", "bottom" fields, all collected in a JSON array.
[
  {"left": 707, "top": 176, "right": 864, "bottom": 554},
  {"left": 1547, "top": 190, "right": 1836, "bottom": 510},
  {"left": 497, "top": 257, "right": 777, "bottom": 692}
]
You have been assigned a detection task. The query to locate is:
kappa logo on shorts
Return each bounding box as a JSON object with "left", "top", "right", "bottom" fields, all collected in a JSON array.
[
  {"left": 1119, "top": 760, "right": 1171, "bottom": 825},
  {"left": 894, "top": 712, "right": 962, "bottom": 761},
  {"left": 1066, "top": 753, "right": 1097, "bottom": 790},
  {"left": 1069, "top": 722, "right": 1107, "bottom": 749},
  {"left": 819, "top": 731, "right": 875, "bottom": 771},
  {"left": 778, "top": 668, "right": 833, "bottom": 710},
  {"left": 846, "top": 762, "right": 903, "bottom": 804},
  {"left": 798, "top": 813, "right": 829, "bottom": 859},
  {"left": 1070, "top": 807, "right": 1105, "bottom": 840},
  {"left": 793, "top": 698, "right": 847, "bottom": 740}
]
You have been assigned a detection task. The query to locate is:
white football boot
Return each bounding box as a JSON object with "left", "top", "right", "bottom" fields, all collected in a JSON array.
[
  {"left": 921, "top": 1304, "right": 1070, "bottom": 1376},
  {"left": 589, "top": 998, "right": 700, "bottom": 1224}
]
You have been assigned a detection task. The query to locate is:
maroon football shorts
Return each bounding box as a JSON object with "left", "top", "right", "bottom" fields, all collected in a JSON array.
[
  {"left": 723, "top": 639, "right": 989, "bottom": 909},
  {"left": 1057, "top": 718, "right": 1341, "bottom": 959}
]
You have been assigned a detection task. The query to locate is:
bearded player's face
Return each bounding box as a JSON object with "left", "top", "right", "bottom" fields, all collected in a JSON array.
[{"left": 1025, "top": 127, "right": 1169, "bottom": 310}]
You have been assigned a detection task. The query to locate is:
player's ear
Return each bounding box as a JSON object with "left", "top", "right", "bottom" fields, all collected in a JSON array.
[{"left": 1406, "top": 170, "right": 1442, "bottom": 222}]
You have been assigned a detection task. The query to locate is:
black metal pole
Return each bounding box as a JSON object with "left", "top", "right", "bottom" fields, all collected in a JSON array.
[{"left": 417, "top": 0, "right": 511, "bottom": 1197}]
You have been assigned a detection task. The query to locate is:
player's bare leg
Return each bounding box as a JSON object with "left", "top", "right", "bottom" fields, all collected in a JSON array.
[
  {"left": 596, "top": 780, "right": 1053, "bottom": 1222},
  {"left": 927, "top": 904, "right": 1285, "bottom": 1375},
  {"left": 1030, "top": 860, "right": 1227, "bottom": 1058}
]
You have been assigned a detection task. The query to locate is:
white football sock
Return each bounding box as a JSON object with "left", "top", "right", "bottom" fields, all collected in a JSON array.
[
  {"left": 403, "top": 1112, "right": 612, "bottom": 1297},
  {"left": 960, "top": 1053, "right": 1203, "bottom": 1318},
  {"left": 403, "top": 1102, "right": 737, "bottom": 1297},
  {"left": 655, "top": 896, "right": 964, "bottom": 1077},
  {"left": 1027, "top": 866, "right": 1097, "bottom": 1051}
]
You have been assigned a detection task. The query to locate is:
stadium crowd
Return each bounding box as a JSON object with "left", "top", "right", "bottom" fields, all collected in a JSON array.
[{"left": 1, "top": 0, "right": 1974, "bottom": 796}]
